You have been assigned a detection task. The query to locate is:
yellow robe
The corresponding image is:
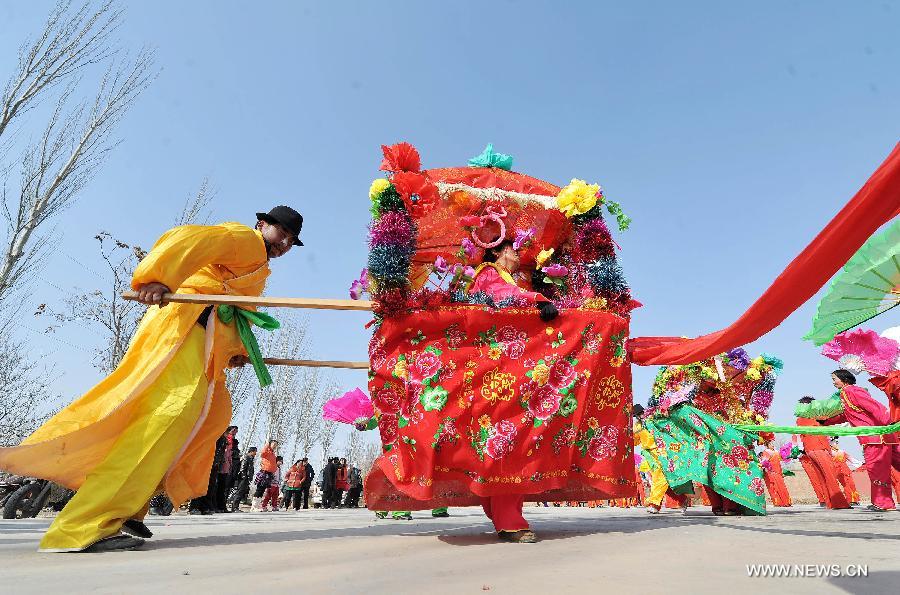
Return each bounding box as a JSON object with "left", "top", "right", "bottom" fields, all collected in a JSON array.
[
  {"left": 0, "top": 222, "right": 269, "bottom": 507},
  {"left": 634, "top": 422, "right": 670, "bottom": 507}
]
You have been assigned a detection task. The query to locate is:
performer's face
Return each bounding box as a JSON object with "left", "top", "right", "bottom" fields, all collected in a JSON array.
[
  {"left": 831, "top": 373, "right": 844, "bottom": 389},
  {"left": 496, "top": 244, "right": 520, "bottom": 273},
  {"left": 257, "top": 220, "right": 296, "bottom": 259}
]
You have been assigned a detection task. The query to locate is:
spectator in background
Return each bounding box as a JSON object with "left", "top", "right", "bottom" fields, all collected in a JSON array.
[
  {"left": 334, "top": 458, "right": 350, "bottom": 508},
  {"left": 216, "top": 426, "right": 240, "bottom": 513},
  {"left": 299, "top": 457, "right": 314, "bottom": 509},
  {"left": 261, "top": 456, "right": 283, "bottom": 512},
  {"left": 228, "top": 447, "right": 257, "bottom": 512},
  {"left": 189, "top": 427, "right": 237, "bottom": 515},
  {"left": 345, "top": 466, "right": 363, "bottom": 508},
  {"left": 283, "top": 460, "right": 306, "bottom": 510},
  {"left": 252, "top": 440, "right": 279, "bottom": 512},
  {"left": 322, "top": 457, "right": 337, "bottom": 509}
]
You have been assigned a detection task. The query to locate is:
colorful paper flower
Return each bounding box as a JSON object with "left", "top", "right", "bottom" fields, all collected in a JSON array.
[
  {"left": 512, "top": 227, "right": 536, "bottom": 250},
  {"left": 349, "top": 268, "right": 368, "bottom": 300},
  {"left": 461, "top": 237, "right": 477, "bottom": 259},
  {"left": 380, "top": 142, "right": 421, "bottom": 173},
  {"left": 725, "top": 348, "right": 751, "bottom": 371},
  {"left": 557, "top": 178, "right": 600, "bottom": 218},
  {"left": 433, "top": 256, "right": 450, "bottom": 274},
  {"left": 536, "top": 247, "right": 555, "bottom": 268},
  {"left": 369, "top": 178, "right": 391, "bottom": 200},
  {"left": 392, "top": 171, "right": 439, "bottom": 217},
  {"left": 542, "top": 264, "right": 569, "bottom": 278}
]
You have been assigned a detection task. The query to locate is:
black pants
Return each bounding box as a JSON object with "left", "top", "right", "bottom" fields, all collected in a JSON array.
[
  {"left": 229, "top": 479, "right": 250, "bottom": 511},
  {"left": 332, "top": 489, "right": 345, "bottom": 507},
  {"left": 345, "top": 486, "right": 362, "bottom": 507},
  {"left": 283, "top": 489, "right": 303, "bottom": 510},
  {"left": 215, "top": 473, "right": 233, "bottom": 511},
  {"left": 322, "top": 487, "right": 333, "bottom": 508},
  {"left": 297, "top": 483, "right": 310, "bottom": 508},
  {"left": 190, "top": 466, "right": 218, "bottom": 512}
]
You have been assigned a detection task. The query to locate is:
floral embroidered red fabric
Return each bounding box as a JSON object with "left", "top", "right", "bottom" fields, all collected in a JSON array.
[{"left": 364, "top": 306, "right": 636, "bottom": 510}]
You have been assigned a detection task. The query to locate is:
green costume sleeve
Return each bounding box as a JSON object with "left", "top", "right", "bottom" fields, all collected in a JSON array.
[{"left": 793, "top": 393, "right": 843, "bottom": 420}]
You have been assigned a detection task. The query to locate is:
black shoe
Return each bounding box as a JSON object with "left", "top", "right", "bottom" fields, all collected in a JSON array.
[
  {"left": 201, "top": 509, "right": 215, "bottom": 515},
  {"left": 121, "top": 520, "right": 153, "bottom": 539},
  {"left": 82, "top": 534, "right": 144, "bottom": 552},
  {"left": 189, "top": 509, "right": 203, "bottom": 515},
  {"left": 148, "top": 508, "right": 161, "bottom": 516}
]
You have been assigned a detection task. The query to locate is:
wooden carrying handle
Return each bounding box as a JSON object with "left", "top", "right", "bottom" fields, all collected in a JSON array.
[
  {"left": 263, "top": 358, "right": 369, "bottom": 370},
  {"left": 122, "top": 290, "right": 373, "bottom": 311}
]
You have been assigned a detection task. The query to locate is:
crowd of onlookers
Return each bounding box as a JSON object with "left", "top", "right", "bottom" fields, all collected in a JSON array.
[{"left": 148, "top": 426, "right": 366, "bottom": 515}]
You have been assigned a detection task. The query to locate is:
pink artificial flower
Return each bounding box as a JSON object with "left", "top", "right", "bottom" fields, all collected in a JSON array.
[
  {"left": 349, "top": 268, "right": 368, "bottom": 300},
  {"left": 433, "top": 256, "right": 450, "bottom": 274},
  {"left": 542, "top": 264, "right": 569, "bottom": 278},
  {"left": 463, "top": 266, "right": 475, "bottom": 278},
  {"left": 461, "top": 238, "right": 477, "bottom": 259},
  {"left": 512, "top": 227, "right": 535, "bottom": 250}
]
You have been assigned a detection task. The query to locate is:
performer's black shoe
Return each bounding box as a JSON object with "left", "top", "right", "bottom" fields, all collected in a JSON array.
[
  {"left": 82, "top": 534, "right": 144, "bottom": 552},
  {"left": 121, "top": 520, "right": 153, "bottom": 539}
]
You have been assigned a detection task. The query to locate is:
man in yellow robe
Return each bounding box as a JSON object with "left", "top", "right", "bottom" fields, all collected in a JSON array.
[
  {"left": 632, "top": 404, "right": 688, "bottom": 514},
  {"left": 0, "top": 205, "right": 303, "bottom": 552}
]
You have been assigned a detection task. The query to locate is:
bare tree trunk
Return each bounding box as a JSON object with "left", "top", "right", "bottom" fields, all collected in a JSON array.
[{"left": 0, "top": 0, "right": 157, "bottom": 304}]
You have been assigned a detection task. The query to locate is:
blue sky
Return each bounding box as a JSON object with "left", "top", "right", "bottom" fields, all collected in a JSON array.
[{"left": 1, "top": 1, "right": 898, "bottom": 457}]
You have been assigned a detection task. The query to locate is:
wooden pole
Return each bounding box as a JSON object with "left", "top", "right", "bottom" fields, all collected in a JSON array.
[
  {"left": 263, "top": 358, "right": 369, "bottom": 370},
  {"left": 122, "top": 290, "right": 373, "bottom": 311}
]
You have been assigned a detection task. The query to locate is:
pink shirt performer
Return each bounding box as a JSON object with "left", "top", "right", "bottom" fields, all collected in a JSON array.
[{"left": 821, "top": 369, "right": 900, "bottom": 511}]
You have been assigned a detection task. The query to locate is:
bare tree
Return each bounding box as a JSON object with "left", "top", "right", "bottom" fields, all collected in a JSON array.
[
  {"left": 357, "top": 442, "right": 382, "bottom": 478},
  {"left": 52, "top": 232, "right": 145, "bottom": 372},
  {"left": 174, "top": 178, "right": 214, "bottom": 227},
  {"left": 0, "top": 1, "right": 157, "bottom": 304},
  {"left": 0, "top": 338, "right": 58, "bottom": 445},
  {"left": 319, "top": 419, "right": 338, "bottom": 468}
]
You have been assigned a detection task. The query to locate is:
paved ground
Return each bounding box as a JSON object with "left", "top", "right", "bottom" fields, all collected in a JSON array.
[{"left": 1, "top": 505, "right": 898, "bottom": 594}]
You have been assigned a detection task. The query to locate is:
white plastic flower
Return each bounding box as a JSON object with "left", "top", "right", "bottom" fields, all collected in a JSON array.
[{"left": 838, "top": 354, "right": 866, "bottom": 375}]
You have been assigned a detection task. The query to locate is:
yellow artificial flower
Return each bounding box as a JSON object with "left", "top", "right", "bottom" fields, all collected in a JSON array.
[
  {"left": 369, "top": 178, "right": 391, "bottom": 200},
  {"left": 532, "top": 363, "right": 551, "bottom": 386},
  {"left": 487, "top": 346, "right": 502, "bottom": 360},
  {"left": 556, "top": 178, "right": 600, "bottom": 218},
  {"left": 610, "top": 356, "right": 625, "bottom": 368},
  {"left": 479, "top": 415, "right": 491, "bottom": 428},
  {"left": 751, "top": 356, "right": 764, "bottom": 368},
  {"left": 745, "top": 368, "right": 762, "bottom": 382},
  {"left": 536, "top": 247, "right": 555, "bottom": 268}
]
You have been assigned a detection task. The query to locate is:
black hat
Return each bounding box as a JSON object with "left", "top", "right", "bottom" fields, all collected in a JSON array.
[{"left": 256, "top": 205, "right": 304, "bottom": 246}]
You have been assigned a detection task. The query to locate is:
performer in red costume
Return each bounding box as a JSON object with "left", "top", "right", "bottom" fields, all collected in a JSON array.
[
  {"left": 760, "top": 443, "right": 792, "bottom": 507},
  {"left": 465, "top": 240, "right": 558, "bottom": 542},
  {"left": 795, "top": 399, "right": 850, "bottom": 509},
  {"left": 821, "top": 370, "right": 900, "bottom": 511}
]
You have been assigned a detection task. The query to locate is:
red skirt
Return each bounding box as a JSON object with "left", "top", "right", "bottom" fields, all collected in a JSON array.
[{"left": 365, "top": 306, "right": 636, "bottom": 510}]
